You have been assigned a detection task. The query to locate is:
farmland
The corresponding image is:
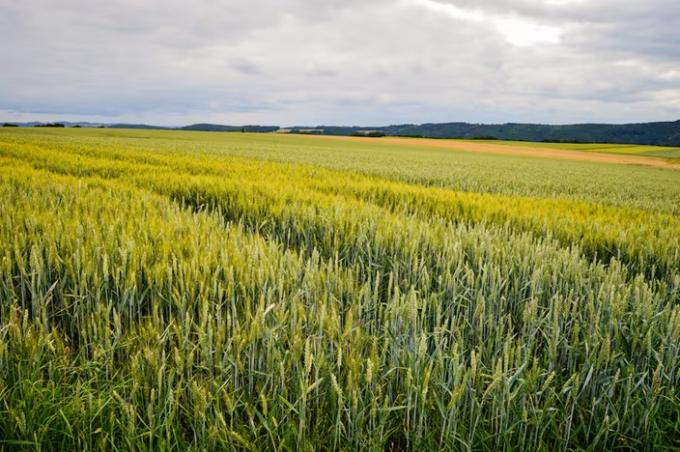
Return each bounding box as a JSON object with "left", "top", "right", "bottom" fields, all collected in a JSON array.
[
  {"left": 465, "top": 139, "right": 680, "bottom": 159},
  {"left": 1, "top": 127, "right": 679, "bottom": 450}
]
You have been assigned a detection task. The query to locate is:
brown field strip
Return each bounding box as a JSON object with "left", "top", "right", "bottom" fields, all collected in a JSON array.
[{"left": 307, "top": 135, "right": 680, "bottom": 170}]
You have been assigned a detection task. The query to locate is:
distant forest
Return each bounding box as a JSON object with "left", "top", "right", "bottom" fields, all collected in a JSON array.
[
  {"left": 287, "top": 120, "right": 680, "bottom": 146},
  {"left": 4, "top": 120, "right": 680, "bottom": 146}
]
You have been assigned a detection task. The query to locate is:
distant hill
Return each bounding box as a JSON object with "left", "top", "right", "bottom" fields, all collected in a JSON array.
[{"left": 4, "top": 120, "right": 680, "bottom": 146}]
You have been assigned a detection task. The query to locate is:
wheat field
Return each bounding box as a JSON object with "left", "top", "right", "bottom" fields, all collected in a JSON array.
[{"left": 0, "top": 128, "right": 679, "bottom": 450}]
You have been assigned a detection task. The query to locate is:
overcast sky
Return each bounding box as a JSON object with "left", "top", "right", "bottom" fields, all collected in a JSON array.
[{"left": 1, "top": 0, "right": 679, "bottom": 126}]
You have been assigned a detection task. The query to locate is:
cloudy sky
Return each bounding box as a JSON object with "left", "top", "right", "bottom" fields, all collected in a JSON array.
[{"left": 1, "top": 0, "right": 679, "bottom": 126}]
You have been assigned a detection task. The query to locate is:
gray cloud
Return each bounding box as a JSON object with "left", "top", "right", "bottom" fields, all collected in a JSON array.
[{"left": 0, "top": 0, "right": 678, "bottom": 125}]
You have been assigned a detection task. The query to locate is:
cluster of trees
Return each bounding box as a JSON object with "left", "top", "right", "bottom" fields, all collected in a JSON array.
[{"left": 351, "top": 130, "right": 385, "bottom": 137}]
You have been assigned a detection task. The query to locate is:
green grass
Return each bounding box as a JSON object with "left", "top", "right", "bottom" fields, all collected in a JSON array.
[{"left": 0, "top": 127, "right": 679, "bottom": 450}]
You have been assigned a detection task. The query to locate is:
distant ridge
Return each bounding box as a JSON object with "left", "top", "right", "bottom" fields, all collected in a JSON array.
[{"left": 4, "top": 120, "right": 680, "bottom": 146}]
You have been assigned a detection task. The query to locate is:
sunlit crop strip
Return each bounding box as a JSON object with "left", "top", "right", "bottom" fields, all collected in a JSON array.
[
  {"left": 2, "top": 137, "right": 678, "bottom": 285},
  {"left": 0, "top": 129, "right": 679, "bottom": 450}
]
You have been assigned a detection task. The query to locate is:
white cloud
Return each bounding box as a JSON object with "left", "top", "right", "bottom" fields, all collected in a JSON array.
[
  {"left": 404, "top": 0, "right": 565, "bottom": 46},
  {"left": 0, "top": 0, "right": 678, "bottom": 125}
]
